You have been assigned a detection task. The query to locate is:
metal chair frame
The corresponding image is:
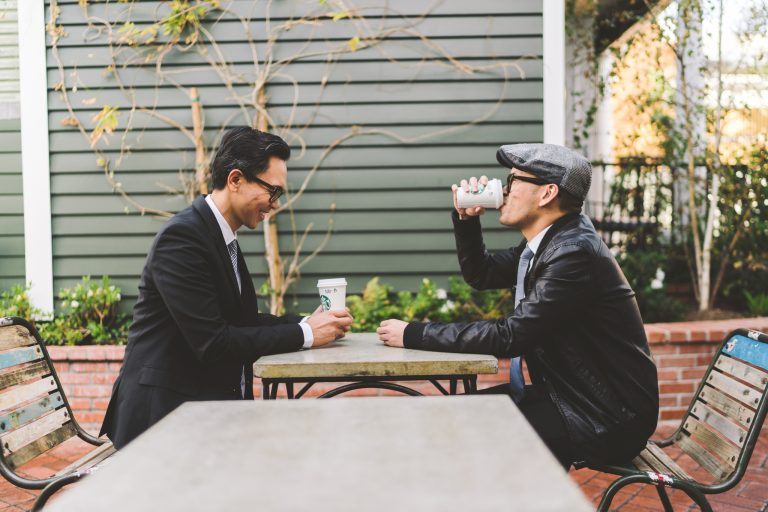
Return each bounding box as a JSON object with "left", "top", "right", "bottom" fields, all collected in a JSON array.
[
  {"left": 575, "top": 328, "right": 768, "bottom": 512},
  {"left": 0, "top": 316, "right": 114, "bottom": 511}
]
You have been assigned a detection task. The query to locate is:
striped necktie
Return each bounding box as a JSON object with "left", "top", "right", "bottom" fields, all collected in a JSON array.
[
  {"left": 509, "top": 246, "right": 534, "bottom": 402},
  {"left": 227, "top": 240, "right": 242, "bottom": 293}
]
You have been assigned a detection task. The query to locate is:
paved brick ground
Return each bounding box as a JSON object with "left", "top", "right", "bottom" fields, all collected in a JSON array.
[{"left": 0, "top": 423, "right": 765, "bottom": 511}]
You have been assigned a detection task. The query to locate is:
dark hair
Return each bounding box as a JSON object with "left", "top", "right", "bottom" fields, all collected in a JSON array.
[
  {"left": 556, "top": 188, "right": 583, "bottom": 213},
  {"left": 210, "top": 127, "right": 291, "bottom": 190}
]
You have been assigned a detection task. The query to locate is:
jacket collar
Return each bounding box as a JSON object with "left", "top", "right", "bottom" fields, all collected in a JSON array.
[
  {"left": 528, "top": 211, "right": 582, "bottom": 269},
  {"left": 192, "top": 195, "right": 243, "bottom": 302}
]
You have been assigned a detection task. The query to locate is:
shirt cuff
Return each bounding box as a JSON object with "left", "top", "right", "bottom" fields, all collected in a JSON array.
[{"left": 299, "top": 317, "right": 314, "bottom": 348}]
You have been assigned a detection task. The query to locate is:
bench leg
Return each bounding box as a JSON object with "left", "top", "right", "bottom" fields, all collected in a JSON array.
[
  {"left": 656, "top": 486, "right": 674, "bottom": 512},
  {"left": 32, "top": 473, "right": 84, "bottom": 512}
]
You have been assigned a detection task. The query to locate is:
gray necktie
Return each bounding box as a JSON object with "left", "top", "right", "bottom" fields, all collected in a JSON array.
[
  {"left": 510, "top": 246, "right": 534, "bottom": 402},
  {"left": 227, "top": 239, "right": 242, "bottom": 293}
]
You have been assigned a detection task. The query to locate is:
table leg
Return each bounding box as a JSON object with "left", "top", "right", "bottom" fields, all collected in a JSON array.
[
  {"left": 449, "top": 379, "right": 458, "bottom": 395},
  {"left": 287, "top": 382, "right": 294, "bottom": 399},
  {"left": 270, "top": 382, "right": 279, "bottom": 400},
  {"left": 262, "top": 381, "right": 271, "bottom": 400}
]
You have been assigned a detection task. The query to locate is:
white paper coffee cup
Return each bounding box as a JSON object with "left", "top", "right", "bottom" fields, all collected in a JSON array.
[
  {"left": 455, "top": 178, "right": 504, "bottom": 209},
  {"left": 317, "top": 278, "right": 347, "bottom": 311}
]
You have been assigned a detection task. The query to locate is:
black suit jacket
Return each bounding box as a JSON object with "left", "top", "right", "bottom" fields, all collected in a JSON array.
[{"left": 100, "top": 196, "right": 304, "bottom": 448}]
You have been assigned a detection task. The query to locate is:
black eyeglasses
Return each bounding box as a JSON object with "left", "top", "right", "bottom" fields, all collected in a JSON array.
[
  {"left": 504, "top": 173, "right": 551, "bottom": 195},
  {"left": 251, "top": 175, "right": 284, "bottom": 203}
]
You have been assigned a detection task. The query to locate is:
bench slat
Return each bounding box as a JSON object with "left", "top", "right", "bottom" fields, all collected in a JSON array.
[
  {"left": 54, "top": 442, "right": 115, "bottom": 477},
  {"left": 5, "top": 423, "right": 77, "bottom": 470},
  {"left": 715, "top": 354, "right": 768, "bottom": 390},
  {"left": 2, "top": 408, "right": 71, "bottom": 454},
  {"left": 691, "top": 400, "right": 748, "bottom": 447},
  {"left": 632, "top": 454, "right": 653, "bottom": 471},
  {"left": 0, "top": 377, "right": 57, "bottom": 412},
  {"left": 0, "top": 392, "right": 64, "bottom": 434},
  {"left": 699, "top": 385, "right": 757, "bottom": 430},
  {"left": 643, "top": 443, "right": 692, "bottom": 480},
  {"left": 675, "top": 433, "right": 734, "bottom": 481},
  {"left": 707, "top": 370, "right": 762, "bottom": 408},
  {"left": 0, "top": 347, "right": 43, "bottom": 372},
  {"left": 0, "top": 326, "right": 36, "bottom": 351},
  {"left": 682, "top": 417, "right": 739, "bottom": 474},
  {"left": 0, "top": 361, "right": 52, "bottom": 391}
]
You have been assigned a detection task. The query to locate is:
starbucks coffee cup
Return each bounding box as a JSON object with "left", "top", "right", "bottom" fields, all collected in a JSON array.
[
  {"left": 455, "top": 178, "right": 504, "bottom": 209},
  {"left": 317, "top": 278, "right": 347, "bottom": 311}
]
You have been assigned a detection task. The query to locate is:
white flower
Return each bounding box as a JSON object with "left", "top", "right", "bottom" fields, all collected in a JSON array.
[
  {"left": 651, "top": 279, "right": 663, "bottom": 290},
  {"left": 436, "top": 288, "right": 447, "bottom": 300},
  {"left": 655, "top": 268, "right": 665, "bottom": 282},
  {"left": 70, "top": 300, "right": 80, "bottom": 308},
  {"left": 87, "top": 290, "right": 94, "bottom": 298},
  {"left": 116, "top": 293, "right": 121, "bottom": 300},
  {"left": 439, "top": 300, "right": 455, "bottom": 313},
  {"left": 109, "top": 286, "right": 115, "bottom": 291}
]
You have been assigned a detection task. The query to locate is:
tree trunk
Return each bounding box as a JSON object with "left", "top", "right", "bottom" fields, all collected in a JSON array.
[
  {"left": 255, "top": 87, "right": 285, "bottom": 315},
  {"left": 190, "top": 87, "right": 208, "bottom": 197}
]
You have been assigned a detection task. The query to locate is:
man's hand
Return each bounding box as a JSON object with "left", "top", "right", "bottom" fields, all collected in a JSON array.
[
  {"left": 452, "top": 175, "right": 489, "bottom": 219},
  {"left": 306, "top": 309, "right": 353, "bottom": 347},
  {"left": 377, "top": 319, "right": 408, "bottom": 347}
]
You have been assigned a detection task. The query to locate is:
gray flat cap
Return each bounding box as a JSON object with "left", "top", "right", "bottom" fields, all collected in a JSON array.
[{"left": 496, "top": 143, "right": 592, "bottom": 202}]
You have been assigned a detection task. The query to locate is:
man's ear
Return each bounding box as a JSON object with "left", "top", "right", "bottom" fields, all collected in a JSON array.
[
  {"left": 538, "top": 184, "right": 560, "bottom": 208},
  {"left": 227, "top": 169, "right": 244, "bottom": 190}
]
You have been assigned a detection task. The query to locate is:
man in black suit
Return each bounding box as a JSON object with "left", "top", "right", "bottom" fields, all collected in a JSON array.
[{"left": 101, "top": 127, "right": 353, "bottom": 448}]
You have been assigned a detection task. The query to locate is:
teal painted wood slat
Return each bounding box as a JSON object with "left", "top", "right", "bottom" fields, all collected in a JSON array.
[
  {"left": 0, "top": 392, "right": 64, "bottom": 433},
  {"left": 0, "top": 347, "right": 44, "bottom": 371},
  {"left": 723, "top": 335, "right": 768, "bottom": 372}
]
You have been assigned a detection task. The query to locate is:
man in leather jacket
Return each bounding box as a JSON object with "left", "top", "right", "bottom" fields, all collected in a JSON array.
[{"left": 377, "top": 143, "right": 659, "bottom": 468}]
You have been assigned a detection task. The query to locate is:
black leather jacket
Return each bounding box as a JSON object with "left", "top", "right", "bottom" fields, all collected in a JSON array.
[{"left": 404, "top": 211, "right": 659, "bottom": 461}]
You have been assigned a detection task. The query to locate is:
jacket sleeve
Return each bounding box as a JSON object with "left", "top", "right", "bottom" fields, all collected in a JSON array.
[
  {"left": 150, "top": 223, "right": 303, "bottom": 365},
  {"left": 452, "top": 210, "right": 519, "bottom": 290},
  {"left": 405, "top": 242, "right": 594, "bottom": 358}
]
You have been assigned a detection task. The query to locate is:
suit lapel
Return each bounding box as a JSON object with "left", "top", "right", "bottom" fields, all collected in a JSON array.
[{"left": 192, "top": 196, "right": 243, "bottom": 304}]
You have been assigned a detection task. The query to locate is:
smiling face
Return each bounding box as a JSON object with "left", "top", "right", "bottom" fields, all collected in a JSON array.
[
  {"left": 498, "top": 169, "right": 549, "bottom": 229},
  {"left": 230, "top": 156, "right": 287, "bottom": 230}
]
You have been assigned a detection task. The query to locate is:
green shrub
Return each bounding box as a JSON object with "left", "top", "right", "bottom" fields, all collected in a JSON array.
[
  {"left": 0, "top": 284, "right": 45, "bottom": 323},
  {"left": 348, "top": 277, "right": 514, "bottom": 332},
  {"left": 38, "top": 276, "right": 128, "bottom": 345},
  {"left": 617, "top": 250, "right": 687, "bottom": 323},
  {"left": 744, "top": 291, "right": 768, "bottom": 317}
]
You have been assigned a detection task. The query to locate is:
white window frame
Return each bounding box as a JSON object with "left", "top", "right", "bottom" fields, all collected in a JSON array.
[{"left": 543, "top": 0, "right": 566, "bottom": 145}]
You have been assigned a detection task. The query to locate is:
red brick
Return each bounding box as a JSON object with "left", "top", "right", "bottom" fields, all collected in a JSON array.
[
  {"left": 659, "top": 395, "right": 677, "bottom": 407},
  {"left": 681, "top": 368, "right": 707, "bottom": 380},
  {"left": 659, "top": 381, "right": 695, "bottom": 393},
  {"left": 70, "top": 362, "right": 108, "bottom": 373},
  {"left": 657, "top": 369, "right": 679, "bottom": 381},
  {"left": 678, "top": 344, "right": 717, "bottom": 354},
  {"left": 660, "top": 408, "right": 687, "bottom": 420},
  {"left": 657, "top": 356, "right": 697, "bottom": 368},
  {"left": 92, "top": 398, "right": 111, "bottom": 410},
  {"left": 57, "top": 373, "right": 91, "bottom": 385},
  {"left": 92, "top": 374, "right": 117, "bottom": 385},
  {"left": 51, "top": 361, "right": 69, "bottom": 373},
  {"left": 71, "top": 385, "right": 112, "bottom": 398},
  {"left": 108, "top": 362, "right": 123, "bottom": 372},
  {"left": 646, "top": 331, "right": 666, "bottom": 343},
  {"left": 648, "top": 344, "right": 678, "bottom": 355},
  {"left": 669, "top": 331, "right": 689, "bottom": 342},
  {"left": 74, "top": 411, "right": 106, "bottom": 424},
  {"left": 67, "top": 398, "right": 91, "bottom": 411}
]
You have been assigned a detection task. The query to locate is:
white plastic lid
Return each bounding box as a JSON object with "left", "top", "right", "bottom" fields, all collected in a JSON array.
[{"left": 317, "top": 278, "right": 347, "bottom": 287}]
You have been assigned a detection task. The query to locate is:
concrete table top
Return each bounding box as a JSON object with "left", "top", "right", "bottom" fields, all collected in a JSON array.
[
  {"left": 253, "top": 332, "right": 498, "bottom": 379},
  {"left": 47, "top": 396, "right": 592, "bottom": 512}
]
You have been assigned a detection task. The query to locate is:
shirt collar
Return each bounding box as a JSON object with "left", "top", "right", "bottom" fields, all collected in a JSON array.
[
  {"left": 205, "top": 194, "right": 237, "bottom": 246},
  {"left": 526, "top": 223, "right": 553, "bottom": 257}
]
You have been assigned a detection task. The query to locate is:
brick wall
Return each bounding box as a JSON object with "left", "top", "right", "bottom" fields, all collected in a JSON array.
[{"left": 49, "top": 318, "right": 768, "bottom": 436}]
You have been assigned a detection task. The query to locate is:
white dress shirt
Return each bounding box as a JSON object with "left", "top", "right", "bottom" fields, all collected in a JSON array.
[
  {"left": 205, "top": 195, "right": 313, "bottom": 348},
  {"left": 524, "top": 224, "right": 553, "bottom": 271}
]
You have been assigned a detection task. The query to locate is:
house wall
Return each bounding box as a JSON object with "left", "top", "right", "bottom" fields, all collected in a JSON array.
[{"left": 44, "top": 0, "right": 544, "bottom": 314}]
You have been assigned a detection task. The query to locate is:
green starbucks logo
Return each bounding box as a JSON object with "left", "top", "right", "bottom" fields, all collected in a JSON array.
[{"left": 320, "top": 295, "right": 332, "bottom": 310}]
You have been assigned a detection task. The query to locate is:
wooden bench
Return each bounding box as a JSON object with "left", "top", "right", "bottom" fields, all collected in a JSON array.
[
  {"left": 574, "top": 328, "right": 768, "bottom": 511},
  {"left": 0, "top": 316, "right": 115, "bottom": 511}
]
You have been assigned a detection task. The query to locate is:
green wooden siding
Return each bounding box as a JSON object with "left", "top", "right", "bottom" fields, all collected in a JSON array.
[
  {"left": 46, "top": 0, "right": 541, "bottom": 313},
  {"left": 0, "top": 118, "right": 23, "bottom": 291}
]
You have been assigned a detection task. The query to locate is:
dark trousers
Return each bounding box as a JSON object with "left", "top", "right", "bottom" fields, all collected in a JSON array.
[{"left": 477, "top": 384, "right": 574, "bottom": 469}]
